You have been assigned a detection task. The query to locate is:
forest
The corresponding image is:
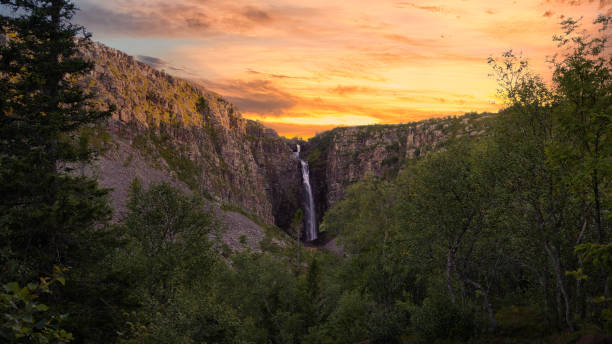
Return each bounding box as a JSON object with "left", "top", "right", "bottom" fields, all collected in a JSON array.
[{"left": 1, "top": 1, "right": 611, "bottom": 343}]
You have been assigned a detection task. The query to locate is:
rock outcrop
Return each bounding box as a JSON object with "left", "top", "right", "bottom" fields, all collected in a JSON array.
[
  {"left": 80, "top": 41, "right": 301, "bottom": 227},
  {"left": 302, "top": 115, "right": 489, "bottom": 221},
  {"left": 79, "top": 40, "right": 490, "bottom": 234}
]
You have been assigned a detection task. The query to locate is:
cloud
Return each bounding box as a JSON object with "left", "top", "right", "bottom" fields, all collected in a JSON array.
[
  {"left": 396, "top": 95, "right": 467, "bottom": 105},
  {"left": 382, "top": 34, "right": 433, "bottom": 47},
  {"left": 243, "top": 6, "right": 272, "bottom": 22},
  {"left": 72, "top": 0, "right": 607, "bottom": 138},
  {"left": 542, "top": 0, "right": 612, "bottom": 7},
  {"left": 137, "top": 55, "right": 168, "bottom": 68},
  {"left": 74, "top": 0, "right": 327, "bottom": 39},
  {"left": 205, "top": 79, "right": 298, "bottom": 116},
  {"left": 228, "top": 96, "right": 294, "bottom": 115},
  {"left": 246, "top": 69, "right": 308, "bottom": 80},
  {"left": 251, "top": 121, "right": 339, "bottom": 139},
  {"left": 135, "top": 55, "right": 190, "bottom": 74},
  {"left": 74, "top": 2, "right": 211, "bottom": 37},
  {"left": 329, "top": 85, "right": 381, "bottom": 96},
  {"left": 395, "top": 2, "right": 442, "bottom": 12}
]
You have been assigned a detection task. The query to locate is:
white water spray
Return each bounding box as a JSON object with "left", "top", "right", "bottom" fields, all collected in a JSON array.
[{"left": 295, "top": 145, "right": 317, "bottom": 241}]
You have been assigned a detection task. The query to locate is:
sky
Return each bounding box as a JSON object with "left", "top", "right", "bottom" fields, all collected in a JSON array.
[{"left": 72, "top": 0, "right": 611, "bottom": 138}]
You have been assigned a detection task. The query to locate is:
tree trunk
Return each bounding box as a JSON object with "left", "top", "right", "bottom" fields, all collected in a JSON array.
[
  {"left": 593, "top": 171, "right": 602, "bottom": 243},
  {"left": 544, "top": 241, "right": 574, "bottom": 331},
  {"left": 483, "top": 290, "right": 497, "bottom": 331},
  {"left": 541, "top": 272, "right": 552, "bottom": 330},
  {"left": 464, "top": 278, "right": 497, "bottom": 331},
  {"left": 447, "top": 249, "right": 456, "bottom": 303}
]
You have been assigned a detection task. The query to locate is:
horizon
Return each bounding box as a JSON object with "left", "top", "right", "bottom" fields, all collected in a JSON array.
[{"left": 73, "top": 0, "right": 610, "bottom": 138}]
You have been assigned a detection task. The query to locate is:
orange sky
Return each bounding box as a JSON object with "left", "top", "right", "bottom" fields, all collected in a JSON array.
[{"left": 74, "top": 0, "right": 611, "bottom": 138}]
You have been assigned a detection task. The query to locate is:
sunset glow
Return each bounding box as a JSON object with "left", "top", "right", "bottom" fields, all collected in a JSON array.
[{"left": 74, "top": 0, "right": 610, "bottom": 137}]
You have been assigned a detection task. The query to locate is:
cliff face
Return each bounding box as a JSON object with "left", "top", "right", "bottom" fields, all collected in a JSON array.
[
  {"left": 303, "top": 115, "right": 488, "bottom": 221},
  {"left": 81, "top": 42, "right": 301, "bottom": 227},
  {"left": 245, "top": 122, "right": 302, "bottom": 229},
  {"left": 80, "top": 41, "right": 489, "bottom": 233}
]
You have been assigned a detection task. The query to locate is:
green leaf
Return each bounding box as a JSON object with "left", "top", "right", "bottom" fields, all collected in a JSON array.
[
  {"left": 36, "top": 304, "right": 49, "bottom": 311},
  {"left": 4, "top": 282, "right": 19, "bottom": 293}
]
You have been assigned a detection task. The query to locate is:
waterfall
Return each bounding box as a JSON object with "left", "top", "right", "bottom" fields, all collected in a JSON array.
[{"left": 295, "top": 145, "right": 318, "bottom": 241}]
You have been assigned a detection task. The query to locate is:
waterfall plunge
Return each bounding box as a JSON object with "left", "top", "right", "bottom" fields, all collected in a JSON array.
[{"left": 295, "top": 145, "right": 317, "bottom": 241}]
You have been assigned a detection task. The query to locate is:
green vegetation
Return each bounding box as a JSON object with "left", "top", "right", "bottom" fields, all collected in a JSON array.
[
  {"left": 131, "top": 128, "right": 204, "bottom": 190},
  {"left": 316, "top": 16, "right": 612, "bottom": 342},
  {"left": 1, "top": 267, "right": 73, "bottom": 343},
  {"left": 0, "top": 0, "right": 118, "bottom": 341},
  {"left": 1, "top": 1, "right": 610, "bottom": 343}
]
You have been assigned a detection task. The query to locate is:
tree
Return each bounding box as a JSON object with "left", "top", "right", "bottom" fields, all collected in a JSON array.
[
  {"left": 397, "top": 141, "right": 504, "bottom": 331},
  {"left": 0, "top": 0, "right": 113, "bottom": 280},
  {"left": 485, "top": 16, "right": 612, "bottom": 331},
  {"left": 551, "top": 16, "right": 611, "bottom": 244},
  {"left": 118, "top": 181, "right": 235, "bottom": 343},
  {"left": 123, "top": 180, "right": 215, "bottom": 297},
  {"left": 0, "top": 267, "right": 73, "bottom": 343},
  {"left": 0, "top": 2, "right": 122, "bottom": 342},
  {"left": 291, "top": 209, "right": 304, "bottom": 273}
]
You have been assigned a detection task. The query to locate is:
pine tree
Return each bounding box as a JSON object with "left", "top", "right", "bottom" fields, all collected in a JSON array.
[{"left": 0, "top": 0, "right": 113, "bottom": 281}]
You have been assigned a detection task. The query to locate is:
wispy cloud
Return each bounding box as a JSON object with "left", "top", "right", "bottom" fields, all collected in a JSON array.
[
  {"left": 73, "top": 0, "right": 609, "bottom": 137},
  {"left": 243, "top": 6, "right": 273, "bottom": 22},
  {"left": 329, "top": 85, "right": 381, "bottom": 96},
  {"left": 75, "top": 2, "right": 211, "bottom": 37},
  {"left": 395, "top": 2, "right": 443, "bottom": 12},
  {"left": 137, "top": 55, "right": 168, "bottom": 68},
  {"left": 204, "top": 79, "right": 298, "bottom": 116}
]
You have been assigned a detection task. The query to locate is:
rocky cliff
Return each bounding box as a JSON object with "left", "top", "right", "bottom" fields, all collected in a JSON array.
[
  {"left": 80, "top": 42, "right": 301, "bottom": 228},
  {"left": 302, "top": 114, "right": 490, "bottom": 223},
  {"left": 80, "top": 40, "right": 490, "bottom": 235}
]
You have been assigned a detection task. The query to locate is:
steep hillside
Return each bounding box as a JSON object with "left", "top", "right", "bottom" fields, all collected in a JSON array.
[
  {"left": 80, "top": 42, "right": 302, "bottom": 229},
  {"left": 302, "top": 114, "right": 490, "bottom": 222},
  {"left": 79, "top": 41, "right": 491, "bottom": 237}
]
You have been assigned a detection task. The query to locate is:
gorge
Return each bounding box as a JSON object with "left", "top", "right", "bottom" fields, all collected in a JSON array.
[
  {"left": 3, "top": 2, "right": 611, "bottom": 342},
  {"left": 82, "top": 40, "right": 489, "bottom": 242}
]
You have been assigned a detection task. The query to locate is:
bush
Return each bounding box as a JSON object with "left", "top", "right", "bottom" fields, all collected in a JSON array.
[
  {"left": 326, "top": 290, "right": 372, "bottom": 343},
  {"left": 410, "top": 297, "right": 476, "bottom": 343}
]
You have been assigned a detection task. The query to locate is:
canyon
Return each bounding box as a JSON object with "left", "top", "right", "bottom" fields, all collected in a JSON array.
[{"left": 81, "top": 41, "right": 489, "bottom": 243}]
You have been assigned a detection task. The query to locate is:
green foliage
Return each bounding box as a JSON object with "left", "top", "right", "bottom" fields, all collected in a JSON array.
[
  {"left": 0, "top": 2, "right": 610, "bottom": 342},
  {"left": 138, "top": 129, "right": 203, "bottom": 190},
  {"left": 572, "top": 243, "right": 612, "bottom": 331},
  {"left": 315, "top": 17, "right": 611, "bottom": 342},
  {"left": 0, "top": 0, "right": 114, "bottom": 280},
  {"left": 306, "top": 147, "right": 325, "bottom": 170},
  {"left": 218, "top": 252, "right": 305, "bottom": 343},
  {"left": 409, "top": 297, "right": 476, "bottom": 343},
  {"left": 291, "top": 208, "right": 305, "bottom": 238},
  {"left": 325, "top": 290, "right": 371, "bottom": 343},
  {"left": 494, "top": 305, "right": 546, "bottom": 338},
  {"left": 550, "top": 16, "right": 612, "bottom": 244},
  {"left": 196, "top": 96, "right": 211, "bottom": 121},
  {"left": 116, "top": 180, "right": 247, "bottom": 343},
  {"left": 322, "top": 175, "right": 395, "bottom": 253},
  {"left": 0, "top": 2, "right": 123, "bottom": 342},
  {"left": 124, "top": 179, "right": 214, "bottom": 273},
  {"left": 1, "top": 267, "right": 73, "bottom": 343},
  {"left": 221, "top": 202, "right": 272, "bottom": 230}
]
